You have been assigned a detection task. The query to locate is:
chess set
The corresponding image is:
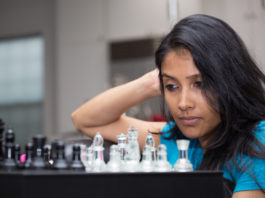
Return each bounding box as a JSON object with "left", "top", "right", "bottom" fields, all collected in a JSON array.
[{"left": 0, "top": 119, "right": 223, "bottom": 198}]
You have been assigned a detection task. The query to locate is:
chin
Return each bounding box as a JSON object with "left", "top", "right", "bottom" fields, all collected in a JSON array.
[{"left": 178, "top": 127, "right": 201, "bottom": 139}]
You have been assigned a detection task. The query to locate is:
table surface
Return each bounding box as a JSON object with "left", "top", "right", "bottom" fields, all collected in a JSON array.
[{"left": 0, "top": 169, "right": 224, "bottom": 198}]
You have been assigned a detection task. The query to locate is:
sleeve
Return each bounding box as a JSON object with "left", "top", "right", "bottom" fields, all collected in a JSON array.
[
  {"left": 233, "top": 121, "right": 265, "bottom": 192},
  {"left": 233, "top": 157, "right": 265, "bottom": 192}
]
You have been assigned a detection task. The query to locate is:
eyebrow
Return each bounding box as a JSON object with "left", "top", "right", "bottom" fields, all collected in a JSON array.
[{"left": 161, "top": 73, "right": 201, "bottom": 80}]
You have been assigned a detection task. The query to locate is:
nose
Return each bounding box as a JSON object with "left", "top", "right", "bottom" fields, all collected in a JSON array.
[{"left": 178, "top": 88, "right": 194, "bottom": 111}]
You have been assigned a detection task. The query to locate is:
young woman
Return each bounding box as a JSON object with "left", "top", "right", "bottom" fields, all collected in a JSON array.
[{"left": 72, "top": 14, "right": 265, "bottom": 197}]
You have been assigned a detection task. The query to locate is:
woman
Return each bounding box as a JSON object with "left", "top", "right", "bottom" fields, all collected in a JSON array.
[{"left": 72, "top": 14, "right": 265, "bottom": 197}]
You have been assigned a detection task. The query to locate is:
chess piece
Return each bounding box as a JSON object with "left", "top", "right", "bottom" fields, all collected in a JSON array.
[
  {"left": 53, "top": 141, "right": 69, "bottom": 170},
  {"left": 123, "top": 126, "right": 140, "bottom": 172},
  {"left": 174, "top": 139, "right": 193, "bottom": 172},
  {"left": 3, "top": 129, "right": 16, "bottom": 169},
  {"left": 44, "top": 144, "right": 51, "bottom": 168},
  {"left": 24, "top": 142, "right": 34, "bottom": 169},
  {"left": 117, "top": 133, "right": 127, "bottom": 161},
  {"left": 0, "top": 119, "right": 5, "bottom": 166},
  {"left": 127, "top": 125, "right": 140, "bottom": 161},
  {"left": 31, "top": 135, "right": 46, "bottom": 169},
  {"left": 145, "top": 133, "right": 156, "bottom": 161},
  {"left": 139, "top": 145, "right": 154, "bottom": 172},
  {"left": 85, "top": 146, "right": 94, "bottom": 172},
  {"left": 14, "top": 144, "right": 24, "bottom": 169},
  {"left": 106, "top": 145, "right": 121, "bottom": 172},
  {"left": 154, "top": 144, "right": 172, "bottom": 172},
  {"left": 49, "top": 139, "right": 59, "bottom": 165},
  {"left": 70, "top": 144, "right": 85, "bottom": 170},
  {"left": 92, "top": 132, "right": 106, "bottom": 172}
]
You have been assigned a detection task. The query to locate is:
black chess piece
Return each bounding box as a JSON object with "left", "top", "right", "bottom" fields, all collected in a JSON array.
[
  {"left": 70, "top": 144, "right": 85, "bottom": 170},
  {"left": 31, "top": 134, "right": 46, "bottom": 169},
  {"left": 43, "top": 144, "right": 51, "bottom": 168},
  {"left": 49, "top": 139, "right": 59, "bottom": 165},
  {"left": 3, "top": 129, "right": 16, "bottom": 169},
  {"left": 0, "top": 119, "right": 4, "bottom": 167},
  {"left": 24, "top": 142, "right": 34, "bottom": 169},
  {"left": 14, "top": 144, "right": 24, "bottom": 169},
  {"left": 53, "top": 141, "right": 69, "bottom": 170}
]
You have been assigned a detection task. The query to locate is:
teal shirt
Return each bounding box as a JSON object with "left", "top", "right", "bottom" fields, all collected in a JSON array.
[{"left": 160, "top": 121, "right": 265, "bottom": 193}]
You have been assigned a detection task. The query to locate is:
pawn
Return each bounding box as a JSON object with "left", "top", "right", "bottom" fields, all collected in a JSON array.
[
  {"left": 70, "top": 144, "right": 85, "bottom": 170},
  {"left": 139, "top": 145, "right": 154, "bottom": 172},
  {"left": 154, "top": 144, "right": 172, "bottom": 172},
  {"left": 14, "top": 144, "right": 24, "bottom": 169},
  {"left": 92, "top": 132, "right": 106, "bottom": 172},
  {"left": 145, "top": 133, "right": 156, "bottom": 161},
  {"left": 3, "top": 129, "right": 16, "bottom": 169},
  {"left": 24, "top": 142, "right": 34, "bottom": 169},
  {"left": 0, "top": 118, "right": 5, "bottom": 164},
  {"left": 53, "top": 141, "right": 69, "bottom": 170},
  {"left": 43, "top": 144, "right": 52, "bottom": 168},
  {"left": 85, "top": 146, "right": 94, "bottom": 172},
  {"left": 117, "top": 133, "right": 127, "bottom": 161},
  {"left": 49, "top": 139, "right": 59, "bottom": 165},
  {"left": 106, "top": 145, "right": 121, "bottom": 172},
  {"left": 31, "top": 135, "right": 46, "bottom": 169}
]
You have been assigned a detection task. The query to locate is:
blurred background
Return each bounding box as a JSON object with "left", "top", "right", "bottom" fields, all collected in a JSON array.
[{"left": 0, "top": 0, "right": 264, "bottom": 146}]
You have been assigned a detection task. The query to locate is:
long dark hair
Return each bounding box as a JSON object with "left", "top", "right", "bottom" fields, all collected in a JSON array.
[{"left": 155, "top": 14, "right": 265, "bottom": 190}]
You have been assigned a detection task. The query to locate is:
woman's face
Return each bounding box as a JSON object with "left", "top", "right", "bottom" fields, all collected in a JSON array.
[{"left": 161, "top": 49, "right": 221, "bottom": 148}]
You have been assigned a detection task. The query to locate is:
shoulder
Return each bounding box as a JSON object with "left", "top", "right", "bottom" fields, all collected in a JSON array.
[
  {"left": 253, "top": 121, "right": 265, "bottom": 144},
  {"left": 224, "top": 121, "right": 265, "bottom": 193}
]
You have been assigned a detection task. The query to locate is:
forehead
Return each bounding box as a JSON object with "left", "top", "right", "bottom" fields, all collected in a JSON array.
[{"left": 161, "top": 50, "right": 200, "bottom": 76}]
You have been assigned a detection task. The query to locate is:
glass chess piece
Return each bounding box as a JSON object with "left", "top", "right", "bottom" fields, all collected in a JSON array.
[
  {"left": 92, "top": 132, "right": 106, "bottom": 172},
  {"left": 122, "top": 126, "right": 140, "bottom": 172},
  {"left": 154, "top": 144, "right": 172, "bottom": 172},
  {"left": 85, "top": 146, "right": 94, "bottom": 172},
  {"left": 117, "top": 133, "right": 127, "bottom": 161},
  {"left": 145, "top": 133, "right": 156, "bottom": 161},
  {"left": 139, "top": 145, "right": 154, "bottom": 172},
  {"left": 174, "top": 139, "right": 193, "bottom": 172},
  {"left": 80, "top": 144, "right": 87, "bottom": 167},
  {"left": 127, "top": 125, "right": 140, "bottom": 161},
  {"left": 106, "top": 145, "right": 121, "bottom": 172}
]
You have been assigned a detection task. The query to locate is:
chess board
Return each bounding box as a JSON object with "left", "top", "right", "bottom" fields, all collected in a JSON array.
[{"left": 0, "top": 170, "right": 223, "bottom": 198}]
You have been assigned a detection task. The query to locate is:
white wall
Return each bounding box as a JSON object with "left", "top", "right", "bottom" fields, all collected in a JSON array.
[
  {"left": 0, "top": 0, "right": 56, "bottom": 138},
  {"left": 106, "top": 0, "right": 170, "bottom": 41},
  {"left": 55, "top": 0, "right": 109, "bottom": 134},
  {"left": 202, "top": 0, "right": 265, "bottom": 71}
]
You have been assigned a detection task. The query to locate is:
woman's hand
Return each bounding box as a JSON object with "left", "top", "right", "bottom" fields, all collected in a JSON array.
[{"left": 140, "top": 69, "right": 161, "bottom": 98}]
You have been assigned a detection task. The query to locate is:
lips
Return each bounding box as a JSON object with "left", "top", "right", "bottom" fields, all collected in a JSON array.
[{"left": 179, "top": 117, "right": 201, "bottom": 126}]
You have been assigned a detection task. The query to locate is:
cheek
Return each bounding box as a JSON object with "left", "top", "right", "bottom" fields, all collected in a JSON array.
[{"left": 164, "top": 94, "right": 175, "bottom": 111}]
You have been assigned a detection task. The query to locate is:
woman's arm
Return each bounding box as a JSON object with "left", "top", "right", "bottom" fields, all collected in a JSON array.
[
  {"left": 232, "top": 190, "right": 265, "bottom": 198},
  {"left": 71, "top": 69, "right": 166, "bottom": 149}
]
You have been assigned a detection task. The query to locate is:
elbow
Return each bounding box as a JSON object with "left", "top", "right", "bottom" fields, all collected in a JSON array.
[{"left": 71, "top": 111, "right": 82, "bottom": 132}]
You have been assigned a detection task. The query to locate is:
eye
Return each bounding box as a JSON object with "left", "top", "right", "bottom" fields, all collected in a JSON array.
[
  {"left": 165, "top": 84, "right": 178, "bottom": 92},
  {"left": 194, "top": 81, "right": 202, "bottom": 88}
]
